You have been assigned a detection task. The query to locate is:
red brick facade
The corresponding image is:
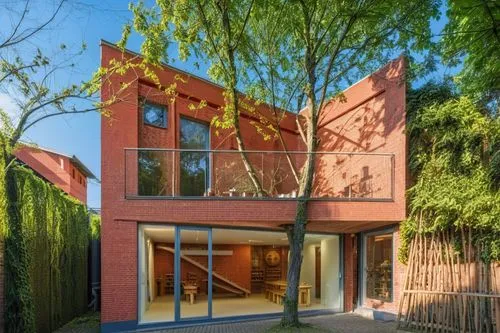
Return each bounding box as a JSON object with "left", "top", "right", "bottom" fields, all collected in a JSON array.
[
  {"left": 100, "top": 41, "right": 408, "bottom": 328},
  {"left": 14, "top": 146, "right": 92, "bottom": 204}
]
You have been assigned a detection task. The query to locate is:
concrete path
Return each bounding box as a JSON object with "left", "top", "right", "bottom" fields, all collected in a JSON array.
[{"left": 151, "top": 313, "right": 398, "bottom": 333}]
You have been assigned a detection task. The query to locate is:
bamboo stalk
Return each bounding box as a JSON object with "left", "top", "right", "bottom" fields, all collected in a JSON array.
[
  {"left": 437, "top": 232, "right": 445, "bottom": 333},
  {"left": 443, "top": 230, "right": 455, "bottom": 327},
  {"left": 423, "top": 234, "right": 429, "bottom": 333},
  {"left": 409, "top": 226, "right": 422, "bottom": 329},
  {"left": 402, "top": 290, "right": 500, "bottom": 297},
  {"left": 398, "top": 231, "right": 416, "bottom": 328}
]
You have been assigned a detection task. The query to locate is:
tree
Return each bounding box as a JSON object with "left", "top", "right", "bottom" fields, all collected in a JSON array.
[
  {"left": 440, "top": 0, "right": 500, "bottom": 109},
  {"left": 0, "top": 1, "right": 115, "bottom": 331},
  {"left": 119, "top": 0, "right": 439, "bottom": 326}
]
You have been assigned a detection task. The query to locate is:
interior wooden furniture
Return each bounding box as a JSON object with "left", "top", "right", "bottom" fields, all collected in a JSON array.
[
  {"left": 264, "top": 280, "right": 312, "bottom": 306},
  {"left": 139, "top": 227, "right": 341, "bottom": 323}
]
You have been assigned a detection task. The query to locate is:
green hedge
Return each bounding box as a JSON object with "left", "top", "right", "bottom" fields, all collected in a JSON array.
[{"left": 1, "top": 146, "right": 89, "bottom": 332}]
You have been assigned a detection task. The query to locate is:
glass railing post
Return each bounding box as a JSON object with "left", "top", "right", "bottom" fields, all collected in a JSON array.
[
  {"left": 348, "top": 154, "right": 352, "bottom": 200},
  {"left": 261, "top": 152, "right": 264, "bottom": 187},
  {"left": 171, "top": 150, "right": 175, "bottom": 196}
]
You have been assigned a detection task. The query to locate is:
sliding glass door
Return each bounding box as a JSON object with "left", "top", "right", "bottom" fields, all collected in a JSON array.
[
  {"left": 139, "top": 225, "right": 176, "bottom": 323},
  {"left": 138, "top": 225, "right": 340, "bottom": 326},
  {"left": 177, "top": 227, "right": 212, "bottom": 320}
]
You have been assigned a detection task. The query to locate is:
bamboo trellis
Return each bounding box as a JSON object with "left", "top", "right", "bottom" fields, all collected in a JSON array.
[{"left": 397, "top": 227, "right": 500, "bottom": 332}]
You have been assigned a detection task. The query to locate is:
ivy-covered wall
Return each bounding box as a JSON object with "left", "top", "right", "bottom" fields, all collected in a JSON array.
[{"left": 1, "top": 141, "right": 89, "bottom": 332}]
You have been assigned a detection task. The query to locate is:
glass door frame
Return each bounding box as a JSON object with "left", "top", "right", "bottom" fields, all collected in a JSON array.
[
  {"left": 360, "top": 227, "right": 394, "bottom": 306},
  {"left": 179, "top": 116, "right": 212, "bottom": 196},
  {"left": 174, "top": 226, "right": 213, "bottom": 322}
]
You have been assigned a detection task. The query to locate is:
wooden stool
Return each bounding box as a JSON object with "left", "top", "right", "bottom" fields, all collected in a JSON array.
[{"left": 183, "top": 285, "right": 198, "bottom": 305}]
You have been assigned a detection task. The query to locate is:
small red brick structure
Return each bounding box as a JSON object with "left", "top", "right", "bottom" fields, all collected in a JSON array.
[
  {"left": 15, "top": 145, "right": 95, "bottom": 204},
  {"left": 100, "top": 40, "right": 408, "bottom": 331}
]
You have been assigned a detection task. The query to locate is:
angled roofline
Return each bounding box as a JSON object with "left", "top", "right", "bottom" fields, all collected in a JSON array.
[
  {"left": 99, "top": 39, "right": 296, "bottom": 116},
  {"left": 69, "top": 155, "right": 97, "bottom": 180},
  {"left": 100, "top": 39, "right": 227, "bottom": 91},
  {"left": 18, "top": 143, "right": 97, "bottom": 179}
]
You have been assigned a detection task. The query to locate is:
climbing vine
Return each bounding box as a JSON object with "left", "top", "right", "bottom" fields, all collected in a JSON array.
[
  {"left": 89, "top": 213, "right": 101, "bottom": 240},
  {"left": 400, "top": 83, "right": 500, "bottom": 264},
  {"left": 0, "top": 136, "right": 89, "bottom": 332}
]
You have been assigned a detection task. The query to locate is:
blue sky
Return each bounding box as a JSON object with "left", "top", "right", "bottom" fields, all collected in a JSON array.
[{"left": 0, "top": 0, "right": 454, "bottom": 209}]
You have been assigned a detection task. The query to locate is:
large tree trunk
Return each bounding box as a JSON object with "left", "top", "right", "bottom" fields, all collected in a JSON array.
[
  {"left": 282, "top": 199, "right": 308, "bottom": 326},
  {"left": 281, "top": 95, "right": 317, "bottom": 326}
]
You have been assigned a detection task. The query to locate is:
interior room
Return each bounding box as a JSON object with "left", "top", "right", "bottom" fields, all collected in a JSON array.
[{"left": 138, "top": 225, "right": 341, "bottom": 324}]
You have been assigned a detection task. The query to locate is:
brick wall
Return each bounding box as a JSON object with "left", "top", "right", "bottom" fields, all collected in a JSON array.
[
  {"left": 14, "top": 147, "right": 88, "bottom": 203},
  {"left": 154, "top": 243, "right": 252, "bottom": 292},
  {"left": 343, "top": 234, "right": 356, "bottom": 312},
  {"left": 100, "top": 219, "right": 137, "bottom": 323},
  {"left": 100, "top": 42, "right": 408, "bottom": 324}
]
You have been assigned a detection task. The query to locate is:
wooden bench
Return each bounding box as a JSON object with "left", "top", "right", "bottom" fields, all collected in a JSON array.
[
  {"left": 273, "top": 291, "right": 286, "bottom": 305},
  {"left": 265, "top": 288, "right": 286, "bottom": 305}
]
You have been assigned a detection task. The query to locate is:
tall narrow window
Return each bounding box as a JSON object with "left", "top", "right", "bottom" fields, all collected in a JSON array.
[
  {"left": 143, "top": 101, "right": 167, "bottom": 128},
  {"left": 180, "top": 117, "right": 209, "bottom": 196},
  {"left": 365, "top": 233, "right": 393, "bottom": 301}
]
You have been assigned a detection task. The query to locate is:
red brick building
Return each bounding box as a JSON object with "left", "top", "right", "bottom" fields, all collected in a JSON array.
[
  {"left": 100, "top": 40, "right": 407, "bottom": 332},
  {"left": 15, "top": 145, "right": 95, "bottom": 204}
]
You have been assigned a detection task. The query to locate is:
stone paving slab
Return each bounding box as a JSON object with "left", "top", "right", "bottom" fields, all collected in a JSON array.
[{"left": 150, "top": 313, "right": 398, "bottom": 333}]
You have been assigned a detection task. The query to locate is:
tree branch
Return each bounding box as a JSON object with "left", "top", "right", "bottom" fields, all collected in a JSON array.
[
  {"left": 0, "top": 0, "right": 66, "bottom": 49},
  {"left": 231, "top": 0, "right": 254, "bottom": 51},
  {"left": 21, "top": 107, "right": 100, "bottom": 134}
]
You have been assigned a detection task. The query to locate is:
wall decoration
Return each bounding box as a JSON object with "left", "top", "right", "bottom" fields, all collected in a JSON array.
[{"left": 265, "top": 250, "right": 281, "bottom": 267}]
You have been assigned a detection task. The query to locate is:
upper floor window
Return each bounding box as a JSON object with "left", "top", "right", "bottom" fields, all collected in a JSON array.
[{"left": 143, "top": 101, "right": 167, "bottom": 128}]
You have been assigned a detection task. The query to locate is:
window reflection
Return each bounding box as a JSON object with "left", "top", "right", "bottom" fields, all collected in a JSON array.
[
  {"left": 143, "top": 102, "right": 167, "bottom": 128},
  {"left": 365, "top": 233, "right": 392, "bottom": 301},
  {"left": 180, "top": 117, "right": 210, "bottom": 196},
  {"left": 138, "top": 151, "right": 168, "bottom": 196}
]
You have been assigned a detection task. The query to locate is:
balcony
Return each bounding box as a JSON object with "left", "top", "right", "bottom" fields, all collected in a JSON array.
[{"left": 124, "top": 149, "right": 394, "bottom": 201}]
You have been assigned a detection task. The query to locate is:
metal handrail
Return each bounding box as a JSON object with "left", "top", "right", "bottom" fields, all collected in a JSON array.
[
  {"left": 124, "top": 147, "right": 396, "bottom": 201},
  {"left": 124, "top": 147, "right": 395, "bottom": 157}
]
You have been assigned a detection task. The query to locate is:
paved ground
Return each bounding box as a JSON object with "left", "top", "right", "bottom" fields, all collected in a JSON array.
[
  {"left": 152, "top": 313, "right": 398, "bottom": 333},
  {"left": 54, "top": 312, "right": 398, "bottom": 332}
]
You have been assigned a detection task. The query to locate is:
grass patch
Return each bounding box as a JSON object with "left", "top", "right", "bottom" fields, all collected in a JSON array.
[
  {"left": 265, "top": 323, "right": 337, "bottom": 333},
  {"left": 54, "top": 312, "right": 100, "bottom": 333}
]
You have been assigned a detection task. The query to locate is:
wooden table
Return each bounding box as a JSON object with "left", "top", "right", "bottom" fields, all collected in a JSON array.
[
  {"left": 264, "top": 280, "right": 311, "bottom": 306},
  {"left": 183, "top": 284, "right": 198, "bottom": 305},
  {"left": 299, "top": 284, "right": 312, "bottom": 307}
]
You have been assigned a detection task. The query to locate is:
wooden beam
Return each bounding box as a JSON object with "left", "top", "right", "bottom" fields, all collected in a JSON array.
[{"left": 157, "top": 245, "right": 251, "bottom": 296}]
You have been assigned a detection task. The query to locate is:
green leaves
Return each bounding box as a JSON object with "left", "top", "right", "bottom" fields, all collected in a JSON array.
[
  {"left": 440, "top": 0, "right": 500, "bottom": 107},
  {"left": 4, "top": 164, "right": 90, "bottom": 332},
  {"left": 89, "top": 214, "right": 101, "bottom": 240},
  {"left": 402, "top": 89, "right": 500, "bottom": 263}
]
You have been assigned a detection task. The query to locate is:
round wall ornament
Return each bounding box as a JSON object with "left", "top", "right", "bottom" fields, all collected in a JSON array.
[{"left": 265, "top": 250, "right": 281, "bottom": 267}]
